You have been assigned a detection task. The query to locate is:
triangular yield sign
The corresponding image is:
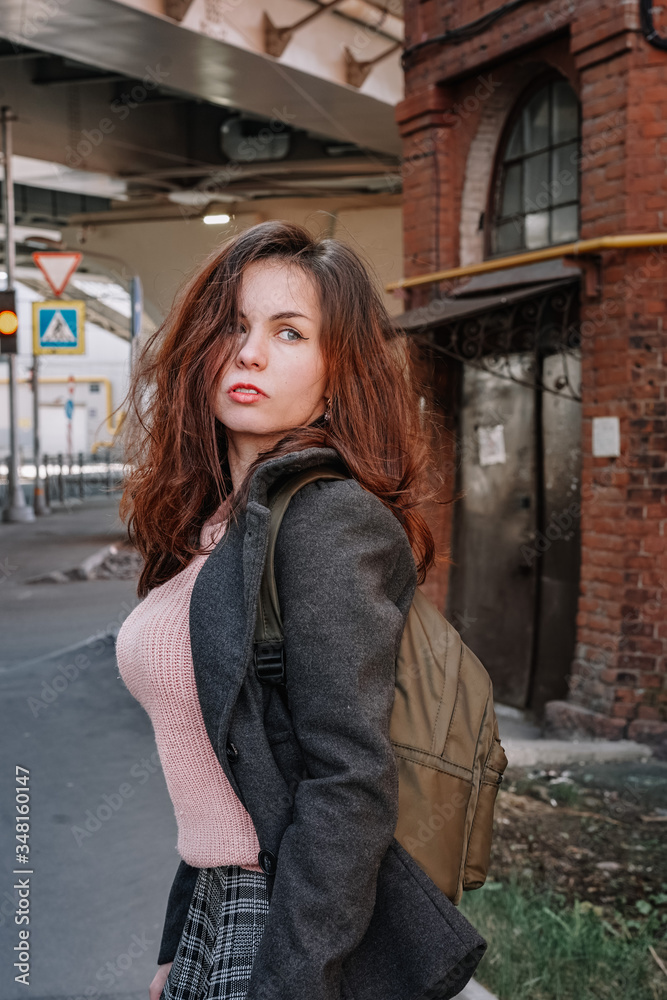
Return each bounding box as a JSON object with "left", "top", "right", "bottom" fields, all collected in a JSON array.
[{"left": 32, "top": 252, "right": 82, "bottom": 297}]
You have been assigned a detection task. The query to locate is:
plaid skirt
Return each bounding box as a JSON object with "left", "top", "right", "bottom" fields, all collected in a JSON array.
[{"left": 160, "top": 865, "right": 270, "bottom": 1000}]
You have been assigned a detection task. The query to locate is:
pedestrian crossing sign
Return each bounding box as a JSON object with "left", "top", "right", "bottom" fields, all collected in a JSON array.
[{"left": 33, "top": 300, "right": 85, "bottom": 354}]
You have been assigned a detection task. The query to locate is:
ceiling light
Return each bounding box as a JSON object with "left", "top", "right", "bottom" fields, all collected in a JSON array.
[{"left": 203, "top": 214, "right": 231, "bottom": 225}]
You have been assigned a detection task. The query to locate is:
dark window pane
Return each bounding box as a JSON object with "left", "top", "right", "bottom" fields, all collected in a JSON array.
[
  {"left": 495, "top": 219, "right": 523, "bottom": 253},
  {"left": 505, "top": 118, "right": 523, "bottom": 159},
  {"left": 501, "top": 162, "right": 522, "bottom": 217},
  {"left": 522, "top": 90, "right": 550, "bottom": 153},
  {"left": 551, "top": 204, "right": 579, "bottom": 243},
  {"left": 552, "top": 81, "right": 579, "bottom": 144},
  {"left": 551, "top": 143, "right": 579, "bottom": 206},
  {"left": 523, "top": 151, "right": 550, "bottom": 212}
]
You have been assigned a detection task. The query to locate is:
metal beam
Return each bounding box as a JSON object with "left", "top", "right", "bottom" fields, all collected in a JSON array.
[
  {"left": 117, "top": 154, "right": 398, "bottom": 182},
  {"left": 0, "top": 0, "right": 401, "bottom": 155},
  {"left": 263, "top": 0, "right": 346, "bottom": 58},
  {"left": 344, "top": 40, "right": 401, "bottom": 87}
]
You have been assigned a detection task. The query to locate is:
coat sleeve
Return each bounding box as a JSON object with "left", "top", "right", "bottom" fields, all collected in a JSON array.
[
  {"left": 156, "top": 859, "right": 199, "bottom": 965},
  {"left": 244, "top": 477, "right": 418, "bottom": 1000}
]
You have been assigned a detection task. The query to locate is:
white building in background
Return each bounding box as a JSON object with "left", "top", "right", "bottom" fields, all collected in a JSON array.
[{"left": 0, "top": 273, "right": 132, "bottom": 458}]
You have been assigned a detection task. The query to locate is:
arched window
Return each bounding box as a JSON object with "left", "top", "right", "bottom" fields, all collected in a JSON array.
[{"left": 489, "top": 78, "right": 580, "bottom": 256}]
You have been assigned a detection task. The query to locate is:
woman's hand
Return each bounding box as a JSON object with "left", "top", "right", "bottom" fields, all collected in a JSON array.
[{"left": 149, "top": 961, "right": 173, "bottom": 1000}]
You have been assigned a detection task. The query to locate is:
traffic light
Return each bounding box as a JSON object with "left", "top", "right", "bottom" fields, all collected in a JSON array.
[{"left": 0, "top": 289, "right": 18, "bottom": 354}]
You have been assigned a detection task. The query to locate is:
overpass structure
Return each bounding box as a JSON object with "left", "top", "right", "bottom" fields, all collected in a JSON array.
[{"left": 0, "top": 0, "right": 403, "bottom": 209}]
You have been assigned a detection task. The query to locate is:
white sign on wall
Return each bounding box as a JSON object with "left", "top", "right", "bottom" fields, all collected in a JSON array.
[{"left": 592, "top": 416, "right": 621, "bottom": 457}]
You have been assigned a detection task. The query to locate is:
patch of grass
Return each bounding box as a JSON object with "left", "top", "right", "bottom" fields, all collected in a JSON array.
[
  {"left": 548, "top": 782, "right": 581, "bottom": 807},
  {"left": 458, "top": 873, "right": 667, "bottom": 1000},
  {"left": 507, "top": 774, "right": 582, "bottom": 807},
  {"left": 507, "top": 776, "right": 536, "bottom": 798}
]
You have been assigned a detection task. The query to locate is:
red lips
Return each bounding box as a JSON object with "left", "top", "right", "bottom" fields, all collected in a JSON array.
[{"left": 228, "top": 382, "right": 267, "bottom": 396}]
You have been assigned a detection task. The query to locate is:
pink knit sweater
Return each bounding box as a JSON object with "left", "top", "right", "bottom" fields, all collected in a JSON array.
[{"left": 115, "top": 503, "right": 262, "bottom": 871}]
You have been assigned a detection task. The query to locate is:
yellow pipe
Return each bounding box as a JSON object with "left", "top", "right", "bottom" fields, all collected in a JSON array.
[
  {"left": 385, "top": 233, "right": 667, "bottom": 291},
  {"left": 0, "top": 375, "right": 124, "bottom": 440}
]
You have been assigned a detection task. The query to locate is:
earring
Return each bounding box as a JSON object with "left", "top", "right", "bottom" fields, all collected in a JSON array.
[{"left": 324, "top": 396, "right": 332, "bottom": 422}]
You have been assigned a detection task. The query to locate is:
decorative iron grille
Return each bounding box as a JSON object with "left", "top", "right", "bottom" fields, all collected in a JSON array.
[{"left": 409, "top": 279, "right": 581, "bottom": 401}]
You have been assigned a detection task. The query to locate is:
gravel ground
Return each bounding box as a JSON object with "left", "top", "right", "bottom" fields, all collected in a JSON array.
[{"left": 490, "top": 759, "right": 667, "bottom": 933}]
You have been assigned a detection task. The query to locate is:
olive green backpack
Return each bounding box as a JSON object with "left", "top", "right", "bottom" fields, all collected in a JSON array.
[{"left": 254, "top": 463, "right": 509, "bottom": 905}]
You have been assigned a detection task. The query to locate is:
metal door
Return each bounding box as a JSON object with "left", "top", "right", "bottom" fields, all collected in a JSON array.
[
  {"left": 448, "top": 352, "right": 582, "bottom": 711},
  {"left": 448, "top": 354, "right": 537, "bottom": 707},
  {"left": 529, "top": 353, "right": 582, "bottom": 710}
]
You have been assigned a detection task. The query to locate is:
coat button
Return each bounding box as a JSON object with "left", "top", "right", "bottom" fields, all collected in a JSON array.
[
  {"left": 258, "top": 849, "right": 277, "bottom": 875},
  {"left": 225, "top": 741, "right": 239, "bottom": 763}
]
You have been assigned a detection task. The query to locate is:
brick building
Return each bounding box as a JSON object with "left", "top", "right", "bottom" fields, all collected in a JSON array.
[{"left": 392, "top": 1, "right": 667, "bottom": 747}]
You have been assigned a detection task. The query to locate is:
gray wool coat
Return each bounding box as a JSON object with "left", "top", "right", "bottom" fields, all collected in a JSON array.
[{"left": 156, "top": 445, "right": 486, "bottom": 1000}]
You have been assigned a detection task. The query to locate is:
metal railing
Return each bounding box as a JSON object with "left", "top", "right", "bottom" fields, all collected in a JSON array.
[{"left": 0, "top": 450, "right": 126, "bottom": 510}]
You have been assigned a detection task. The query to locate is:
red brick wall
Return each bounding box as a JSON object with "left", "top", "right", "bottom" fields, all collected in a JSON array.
[
  {"left": 398, "top": 0, "right": 667, "bottom": 734},
  {"left": 568, "top": 21, "right": 667, "bottom": 736},
  {"left": 412, "top": 345, "right": 460, "bottom": 613}
]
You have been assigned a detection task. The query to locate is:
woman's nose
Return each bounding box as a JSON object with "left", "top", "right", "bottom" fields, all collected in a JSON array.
[{"left": 235, "top": 327, "right": 266, "bottom": 368}]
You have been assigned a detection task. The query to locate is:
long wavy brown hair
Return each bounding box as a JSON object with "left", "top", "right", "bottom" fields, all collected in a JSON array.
[{"left": 117, "top": 220, "right": 447, "bottom": 597}]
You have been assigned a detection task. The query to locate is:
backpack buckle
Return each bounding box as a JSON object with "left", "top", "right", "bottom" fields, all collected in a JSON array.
[{"left": 254, "top": 640, "right": 286, "bottom": 685}]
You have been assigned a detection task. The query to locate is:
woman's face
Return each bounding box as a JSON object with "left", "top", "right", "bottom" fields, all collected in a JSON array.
[{"left": 214, "top": 259, "right": 329, "bottom": 451}]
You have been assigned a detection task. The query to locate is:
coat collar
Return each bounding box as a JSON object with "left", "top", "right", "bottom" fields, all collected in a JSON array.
[{"left": 244, "top": 445, "right": 347, "bottom": 509}]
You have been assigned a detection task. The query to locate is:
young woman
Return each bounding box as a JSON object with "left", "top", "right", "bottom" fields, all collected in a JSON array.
[{"left": 115, "top": 221, "right": 483, "bottom": 1000}]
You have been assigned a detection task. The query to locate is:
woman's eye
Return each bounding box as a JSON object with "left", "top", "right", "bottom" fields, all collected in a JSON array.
[{"left": 278, "top": 327, "right": 305, "bottom": 342}]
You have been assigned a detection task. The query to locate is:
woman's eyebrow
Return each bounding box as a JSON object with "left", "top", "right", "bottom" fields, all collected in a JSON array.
[{"left": 239, "top": 310, "right": 312, "bottom": 322}]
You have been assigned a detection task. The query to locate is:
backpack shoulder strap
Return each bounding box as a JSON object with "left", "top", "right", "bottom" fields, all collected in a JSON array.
[{"left": 254, "top": 462, "right": 349, "bottom": 684}]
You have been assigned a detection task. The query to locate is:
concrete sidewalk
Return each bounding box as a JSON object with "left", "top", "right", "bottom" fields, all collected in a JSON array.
[
  {"left": 495, "top": 702, "right": 652, "bottom": 768},
  {"left": 0, "top": 495, "right": 139, "bottom": 669}
]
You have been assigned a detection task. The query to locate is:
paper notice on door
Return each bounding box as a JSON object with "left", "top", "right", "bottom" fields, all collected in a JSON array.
[{"left": 478, "top": 424, "right": 507, "bottom": 466}]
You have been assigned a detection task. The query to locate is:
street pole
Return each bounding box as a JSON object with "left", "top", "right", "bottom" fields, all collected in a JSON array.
[
  {"left": 2, "top": 105, "right": 34, "bottom": 523},
  {"left": 129, "top": 273, "right": 142, "bottom": 374},
  {"left": 32, "top": 352, "right": 49, "bottom": 514},
  {"left": 66, "top": 373, "right": 74, "bottom": 464}
]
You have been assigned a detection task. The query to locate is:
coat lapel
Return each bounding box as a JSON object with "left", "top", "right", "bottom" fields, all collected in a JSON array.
[{"left": 189, "top": 446, "right": 343, "bottom": 798}]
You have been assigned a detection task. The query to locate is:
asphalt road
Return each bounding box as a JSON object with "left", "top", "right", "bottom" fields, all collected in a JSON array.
[
  {"left": 0, "top": 498, "right": 180, "bottom": 999},
  {"left": 0, "top": 635, "right": 181, "bottom": 1000}
]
